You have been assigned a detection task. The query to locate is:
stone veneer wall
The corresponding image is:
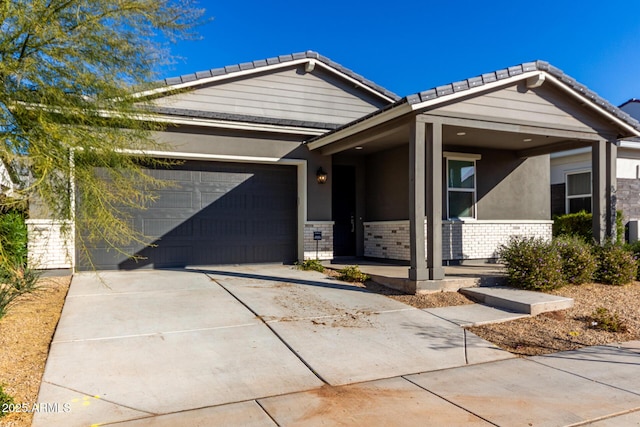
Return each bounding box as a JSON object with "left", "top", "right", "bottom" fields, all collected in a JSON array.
[
  {"left": 364, "top": 220, "right": 553, "bottom": 261},
  {"left": 304, "top": 221, "right": 334, "bottom": 260},
  {"left": 26, "top": 219, "right": 74, "bottom": 269},
  {"left": 617, "top": 179, "right": 640, "bottom": 222}
]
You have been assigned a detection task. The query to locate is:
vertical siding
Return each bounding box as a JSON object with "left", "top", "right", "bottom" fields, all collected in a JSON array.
[{"left": 153, "top": 65, "right": 387, "bottom": 125}]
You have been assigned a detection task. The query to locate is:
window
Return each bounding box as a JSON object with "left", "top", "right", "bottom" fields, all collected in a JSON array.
[
  {"left": 566, "top": 171, "right": 591, "bottom": 214},
  {"left": 447, "top": 158, "right": 476, "bottom": 219}
]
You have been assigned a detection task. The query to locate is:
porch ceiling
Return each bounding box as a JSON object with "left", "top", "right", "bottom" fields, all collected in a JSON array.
[{"left": 315, "top": 120, "right": 590, "bottom": 157}]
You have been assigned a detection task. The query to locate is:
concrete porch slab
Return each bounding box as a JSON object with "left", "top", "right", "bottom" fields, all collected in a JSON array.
[
  {"left": 257, "top": 376, "right": 492, "bottom": 426},
  {"left": 405, "top": 358, "right": 640, "bottom": 427},
  {"left": 460, "top": 286, "right": 574, "bottom": 315},
  {"left": 106, "top": 401, "right": 277, "bottom": 427},
  {"left": 324, "top": 261, "right": 507, "bottom": 293},
  {"left": 424, "top": 304, "right": 528, "bottom": 327}
]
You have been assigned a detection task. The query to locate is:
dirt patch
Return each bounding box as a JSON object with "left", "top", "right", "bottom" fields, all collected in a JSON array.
[
  {"left": 0, "top": 276, "right": 71, "bottom": 427},
  {"left": 469, "top": 282, "right": 640, "bottom": 356},
  {"left": 301, "top": 383, "right": 418, "bottom": 424}
]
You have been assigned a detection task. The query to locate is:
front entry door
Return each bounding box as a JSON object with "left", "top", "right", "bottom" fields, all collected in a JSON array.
[{"left": 332, "top": 165, "right": 356, "bottom": 256}]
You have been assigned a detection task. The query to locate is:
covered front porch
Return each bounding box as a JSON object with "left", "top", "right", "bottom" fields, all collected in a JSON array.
[{"left": 307, "top": 61, "right": 639, "bottom": 293}]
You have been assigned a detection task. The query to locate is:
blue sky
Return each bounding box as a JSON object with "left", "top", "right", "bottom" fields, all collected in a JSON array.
[{"left": 160, "top": 1, "right": 640, "bottom": 106}]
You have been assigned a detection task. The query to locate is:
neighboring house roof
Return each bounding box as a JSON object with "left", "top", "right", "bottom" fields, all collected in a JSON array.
[
  {"left": 308, "top": 60, "right": 640, "bottom": 147},
  {"left": 619, "top": 99, "right": 640, "bottom": 144},
  {"left": 141, "top": 51, "right": 399, "bottom": 134}
]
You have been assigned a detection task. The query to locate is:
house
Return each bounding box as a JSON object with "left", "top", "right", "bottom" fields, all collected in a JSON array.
[
  {"left": 0, "top": 159, "right": 15, "bottom": 197},
  {"left": 551, "top": 99, "right": 640, "bottom": 224},
  {"left": 27, "top": 52, "right": 640, "bottom": 292}
]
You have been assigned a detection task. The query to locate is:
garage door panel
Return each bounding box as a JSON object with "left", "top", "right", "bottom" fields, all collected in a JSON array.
[
  {"left": 143, "top": 218, "right": 194, "bottom": 238},
  {"left": 78, "top": 161, "right": 297, "bottom": 270}
]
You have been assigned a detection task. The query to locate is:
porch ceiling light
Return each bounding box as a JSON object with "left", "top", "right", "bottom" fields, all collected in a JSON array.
[
  {"left": 523, "top": 138, "right": 533, "bottom": 142},
  {"left": 456, "top": 132, "right": 466, "bottom": 136},
  {"left": 316, "top": 167, "right": 328, "bottom": 184}
]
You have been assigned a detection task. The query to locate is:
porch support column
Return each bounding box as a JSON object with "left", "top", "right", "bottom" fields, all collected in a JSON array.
[
  {"left": 409, "top": 118, "right": 428, "bottom": 281},
  {"left": 425, "top": 118, "right": 444, "bottom": 280},
  {"left": 592, "top": 139, "right": 617, "bottom": 243}
]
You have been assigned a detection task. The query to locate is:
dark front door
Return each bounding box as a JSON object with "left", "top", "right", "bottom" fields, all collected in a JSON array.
[{"left": 332, "top": 165, "right": 356, "bottom": 256}]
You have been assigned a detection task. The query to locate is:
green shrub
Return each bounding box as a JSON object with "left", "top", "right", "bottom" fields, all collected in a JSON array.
[
  {"left": 553, "top": 210, "right": 624, "bottom": 245},
  {"left": 589, "top": 307, "right": 628, "bottom": 332},
  {"left": 553, "top": 211, "right": 592, "bottom": 241},
  {"left": 498, "top": 236, "right": 564, "bottom": 291},
  {"left": 594, "top": 244, "right": 637, "bottom": 285},
  {"left": 337, "top": 265, "right": 370, "bottom": 283},
  {"left": 552, "top": 235, "right": 597, "bottom": 284},
  {"left": 295, "top": 259, "right": 325, "bottom": 272},
  {"left": 0, "top": 210, "right": 28, "bottom": 270},
  {"left": 0, "top": 384, "right": 14, "bottom": 418}
]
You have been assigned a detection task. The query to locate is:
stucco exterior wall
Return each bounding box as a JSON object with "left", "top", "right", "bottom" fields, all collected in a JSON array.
[
  {"left": 364, "top": 145, "right": 409, "bottom": 221},
  {"left": 475, "top": 150, "right": 550, "bottom": 220}
]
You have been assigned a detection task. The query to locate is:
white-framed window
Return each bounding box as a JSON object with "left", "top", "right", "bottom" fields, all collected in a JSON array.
[
  {"left": 565, "top": 170, "right": 591, "bottom": 214},
  {"left": 446, "top": 154, "right": 479, "bottom": 219}
]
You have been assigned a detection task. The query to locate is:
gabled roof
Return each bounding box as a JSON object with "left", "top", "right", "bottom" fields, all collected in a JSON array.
[
  {"left": 308, "top": 60, "right": 640, "bottom": 147},
  {"left": 151, "top": 51, "right": 400, "bottom": 103}
]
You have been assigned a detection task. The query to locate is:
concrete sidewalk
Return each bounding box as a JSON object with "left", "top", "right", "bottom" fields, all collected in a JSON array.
[{"left": 33, "top": 266, "right": 640, "bottom": 426}]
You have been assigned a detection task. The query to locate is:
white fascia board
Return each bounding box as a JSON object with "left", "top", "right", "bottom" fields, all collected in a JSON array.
[
  {"left": 306, "top": 103, "right": 413, "bottom": 150},
  {"left": 543, "top": 74, "right": 640, "bottom": 138},
  {"left": 408, "top": 71, "right": 542, "bottom": 112},
  {"left": 135, "top": 59, "right": 311, "bottom": 98},
  {"left": 146, "top": 114, "right": 328, "bottom": 136}
]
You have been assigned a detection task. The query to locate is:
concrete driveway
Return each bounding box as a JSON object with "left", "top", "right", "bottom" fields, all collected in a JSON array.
[{"left": 33, "top": 266, "right": 640, "bottom": 426}]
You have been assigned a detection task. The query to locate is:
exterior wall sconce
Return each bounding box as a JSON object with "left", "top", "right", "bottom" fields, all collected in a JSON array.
[{"left": 316, "top": 167, "right": 328, "bottom": 184}]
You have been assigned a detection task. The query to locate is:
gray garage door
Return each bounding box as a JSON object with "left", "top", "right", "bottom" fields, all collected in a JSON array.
[{"left": 77, "top": 161, "right": 298, "bottom": 270}]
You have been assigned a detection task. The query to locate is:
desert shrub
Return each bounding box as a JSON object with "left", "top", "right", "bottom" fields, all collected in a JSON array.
[
  {"left": 0, "top": 384, "right": 14, "bottom": 418},
  {"left": 625, "top": 240, "right": 640, "bottom": 280},
  {"left": 498, "top": 236, "right": 564, "bottom": 291},
  {"left": 553, "top": 211, "right": 592, "bottom": 241},
  {"left": 588, "top": 307, "right": 628, "bottom": 332},
  {"left": 594, "top": 244, "right": 637, "bottom": 285},
  {"left": 552, "top": 235, "right": 597, "bottom": 284},
  {"left": 295, "top": 259, "right": 325, "bottom": 273},
  {"left": 337, "top": 265, "right": 370, "bottom": 283}
]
